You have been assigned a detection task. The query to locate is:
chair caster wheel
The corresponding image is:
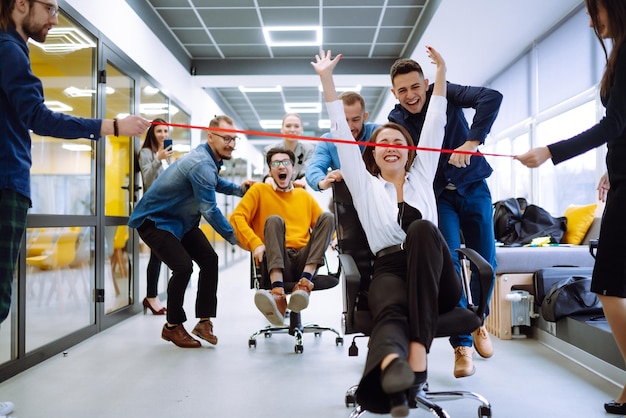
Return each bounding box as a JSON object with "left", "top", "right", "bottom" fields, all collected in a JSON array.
[
  {"left": 248, "top": 339, "right": 256, "bottom": 348},
  {"left": 314, "top": 331, "right": 321, "bottom": 337},
  {"left": 345, "top": 393, "right": 356, "bottom": 407},
  {"left": 478, "top": 406, "right": 491, "bottom": 417},
  {"left": 295, "top": 344, "right": 304, "bottom": 354},
  {"left": 336, "top": 337, "right": 344, "bottom": 346},
  {"left": 264, "top": 332, "right": 271, "bottom": 338}
]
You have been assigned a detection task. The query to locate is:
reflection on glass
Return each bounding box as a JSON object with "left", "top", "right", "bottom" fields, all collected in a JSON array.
[
  {"left": 0, "top": 272, "right": 16, "bottom": 365},
  {"left": 105, "top": 225, "right": 132, "bottom": 314},
  {"left": 105, "top": 64, "right": 133, "bottom": 217},
  {"left": 25, "top": 227, "right": 94, "bottom": 352},
  {"left": 104, "top": 63, "right": 134, "bottom": 314},
  {"left": 170, "top": 104, "right": 191, "bottom": 157},
  {"left": 29, "top": 13, "right": 96, "bottom": 215}
]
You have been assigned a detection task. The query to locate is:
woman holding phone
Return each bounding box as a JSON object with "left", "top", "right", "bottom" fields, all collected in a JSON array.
[{"left": 138, "top": 118, "right": 173, "bottom": 315}]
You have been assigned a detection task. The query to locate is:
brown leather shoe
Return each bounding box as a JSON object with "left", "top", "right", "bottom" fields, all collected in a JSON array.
[
  {"left": 453, "top": 346, "right": 475, "bottom": 378},
  {"left": 288, "top": 278, "right": 314, "bottom": 312},
  {"left": 161, "top": 324, "right": 201, "bottom": 348},
  {"left": 192, "top": 319, "right": 218, "bottom": 345},
  {"left": 254, "top": 288, "right": 287, "bottom": 326},
  {"left": 472, "top": 326, "right": 493, "bottom": 358}
]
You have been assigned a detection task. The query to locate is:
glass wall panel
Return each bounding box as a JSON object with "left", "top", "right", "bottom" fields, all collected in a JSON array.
[
  {"left": 28, "top": 14, "right": 97, "bottom": 215},
  {"left": 25, "top": 227, "right": 94, "bottom": 352},
  {"left": 104, "top": 62, "right": 135, "bottom": 313}
]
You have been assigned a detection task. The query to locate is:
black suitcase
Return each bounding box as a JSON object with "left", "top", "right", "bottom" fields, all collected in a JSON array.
[{"left": 534, "top": 266, "right": 594, "bottom": 305}]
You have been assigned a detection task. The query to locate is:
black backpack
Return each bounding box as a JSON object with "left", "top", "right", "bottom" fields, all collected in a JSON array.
[
  {"left": 493, "top": 197, "right": 526, "bottom": 242},
  {"left": 493, "top": 197, "right": 567, "bottom": 246}
]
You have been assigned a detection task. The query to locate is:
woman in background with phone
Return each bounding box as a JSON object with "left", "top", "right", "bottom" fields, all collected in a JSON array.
[{"left": 138, "top": 118, "right": 173, "bottom": 315}]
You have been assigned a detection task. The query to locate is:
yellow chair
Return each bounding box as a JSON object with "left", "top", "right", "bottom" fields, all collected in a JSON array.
[
  {"left": 26, "top": 228, "right": 80, "bottom": 308},
  {"left": 110, "top": 226, "right": 129, "bottom": 295},
  {"left": 27, "top": 228, "right": 57, "bottom": 257}
]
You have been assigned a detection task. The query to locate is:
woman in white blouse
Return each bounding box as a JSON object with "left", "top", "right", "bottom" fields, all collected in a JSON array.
[
  {"left": 138, "top": 118, "right": 173, "bottom": 315},
  {"left": 312, "top": 48, "right": 461, "bottom": 417}
]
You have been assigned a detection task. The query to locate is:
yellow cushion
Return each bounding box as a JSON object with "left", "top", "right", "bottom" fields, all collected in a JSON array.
[{"left": 561, "top": 203, "right": 598, "bottom": 245}]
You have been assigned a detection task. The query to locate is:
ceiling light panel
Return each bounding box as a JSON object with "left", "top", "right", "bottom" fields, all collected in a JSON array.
[
  {"left": 263, "top": 26, "right": 322, "bottom": 47},
  {"left": 284, "top": 102, "right": 321, "bottom": 114}
]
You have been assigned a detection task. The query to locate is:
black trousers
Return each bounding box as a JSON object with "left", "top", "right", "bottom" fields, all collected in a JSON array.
[
  {"left": 146, "top": 249, "right": 162, "bottom": 298},
  {"left": 137, "top": 220, "right": 218, "bottom": 324},
  {"left": 356, "top": 220, "right": 462, "bottom": 413}
]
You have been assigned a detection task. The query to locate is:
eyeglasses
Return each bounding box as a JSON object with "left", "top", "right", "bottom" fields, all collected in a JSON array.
[
  {"left": 33, "top": 0, "right": 59, "bottom": 17},
  {"left": 212, "top": 133, "right": 239, "bottom": 145},
  {"left": 270, "top": 160, "right": 293, "bottom": 168}
]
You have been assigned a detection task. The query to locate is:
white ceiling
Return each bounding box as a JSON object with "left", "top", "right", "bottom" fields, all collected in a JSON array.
[{"left": 130, "top": 0, "right": 585, "bottom": 149}]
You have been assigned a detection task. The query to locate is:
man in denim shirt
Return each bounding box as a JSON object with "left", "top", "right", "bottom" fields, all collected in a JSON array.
[
  {"left": 388, "top": 58, "right": 502, "bottom": 378},
  {"left": 306, "top": 92, "right": 378, "bottom": 191},
  {"left": 129, "top": 115, "right": 254, "bottom": 348}
]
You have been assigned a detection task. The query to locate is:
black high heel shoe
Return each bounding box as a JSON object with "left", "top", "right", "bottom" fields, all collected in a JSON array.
[
  {"left": 381, "top": 358, "right": 414, "bottom": 418},
  {"left": 388, "top": 392, "right": 409, "bottom": 417},
  {"left": 407, "top": 382, "right": 427, "bottom": 409},
  {"left": 605, "top": 401, "right": 626, "bottom": 415}
]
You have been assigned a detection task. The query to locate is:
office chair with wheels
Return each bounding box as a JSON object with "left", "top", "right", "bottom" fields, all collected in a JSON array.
[
  {"left": 247, "top": 256, "right": 344, "bottom": 353},
  {"left": 332, "top": 181, "right": 493, "bottom": 418}
]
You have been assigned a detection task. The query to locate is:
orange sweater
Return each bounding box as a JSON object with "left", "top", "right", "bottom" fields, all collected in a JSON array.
[{"left": 230, "top": 183, "right": 324, "bottom": 252}]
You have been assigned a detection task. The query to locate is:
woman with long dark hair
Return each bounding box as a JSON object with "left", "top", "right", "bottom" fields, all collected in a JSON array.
[
  {"left": 516, "top": 1, "right": 626, "bottom": 414},
  {"left": 138, "top": 118, "right": 173, "bottom": 315}
]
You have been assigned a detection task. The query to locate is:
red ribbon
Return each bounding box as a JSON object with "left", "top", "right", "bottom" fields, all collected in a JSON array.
[{"left": 153, "top": 120, "right": 513, "bottom": 158}]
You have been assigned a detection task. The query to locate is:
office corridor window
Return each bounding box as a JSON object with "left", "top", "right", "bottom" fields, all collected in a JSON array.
[{"left": 536, "top": 101, "right": 598, "bottom": 215}]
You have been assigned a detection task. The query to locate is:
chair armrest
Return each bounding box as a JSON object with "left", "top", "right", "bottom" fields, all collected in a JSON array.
[
  {"left": 456, "top": 247, "right": 494, "bottom": 321},
  {"left": 338, "top": 253, "right": 360, "bottom": 307}
]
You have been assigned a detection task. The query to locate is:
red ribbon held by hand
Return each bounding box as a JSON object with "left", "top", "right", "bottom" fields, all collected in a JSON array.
[{"left": 153, "top": 120, "right": 513, "bottom": 158}]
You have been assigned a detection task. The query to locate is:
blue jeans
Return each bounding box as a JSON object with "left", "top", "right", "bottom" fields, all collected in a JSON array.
[{"left": 437, "top": 180, "right": 497, "bottom": 348}]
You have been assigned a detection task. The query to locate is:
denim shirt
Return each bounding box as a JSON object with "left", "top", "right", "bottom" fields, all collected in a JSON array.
[
  {"left": 0, "top": 28, "right": 101, "bottom": 200},
  {"left": 305, "top": 122, "right": 379, "bottom": 191},
  {"left": 388, "top": 82, "right": 502, "bottom": 198},
  {"left": 128, "top": 143, "right": 243, "bottom": 244}
]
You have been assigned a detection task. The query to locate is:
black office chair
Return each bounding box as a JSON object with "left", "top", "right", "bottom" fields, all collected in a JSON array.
[
  {"left": 332, "top": 181, "right": 493, "bottom": 418},
  {"left": 247, "top": 256, "right": 344, "bottom": 353}
]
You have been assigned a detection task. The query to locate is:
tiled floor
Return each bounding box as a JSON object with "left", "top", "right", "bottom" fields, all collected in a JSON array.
[{"left": 0, "top": 253, "right": 623, "bottom": 418}]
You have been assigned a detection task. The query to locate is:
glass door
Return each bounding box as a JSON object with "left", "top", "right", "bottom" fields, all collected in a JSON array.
[{"left": 99, "top": 49, "right": 140, "bottom": 326}]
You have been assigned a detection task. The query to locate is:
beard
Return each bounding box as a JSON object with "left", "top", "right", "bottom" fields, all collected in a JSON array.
[
  {"left": 216, "top": 150, "right": 233, "bottom": 160},
  {"left": 23, "top": 11, "right": 48, "bottom": 43}
]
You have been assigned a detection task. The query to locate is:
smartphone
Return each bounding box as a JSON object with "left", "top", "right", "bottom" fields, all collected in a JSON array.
[{"left": 163, "top": 139, "right": 173, "bottom": 150}]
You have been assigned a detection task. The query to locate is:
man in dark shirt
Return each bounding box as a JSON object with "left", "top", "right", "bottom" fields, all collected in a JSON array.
[{"left": 388, "top": 58, "right": 502, "bottom": 378}]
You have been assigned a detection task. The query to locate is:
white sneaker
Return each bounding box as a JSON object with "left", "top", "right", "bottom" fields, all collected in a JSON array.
[{"left": 0, "top": 401, "right": 14, "bottom": 415}]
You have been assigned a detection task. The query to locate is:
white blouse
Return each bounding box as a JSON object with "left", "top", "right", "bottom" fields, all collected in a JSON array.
[{"left": 328, "top": 96, "right": 447, "bottom": 255}]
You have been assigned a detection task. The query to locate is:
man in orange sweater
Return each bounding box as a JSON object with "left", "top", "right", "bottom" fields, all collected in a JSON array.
[{"left": 230, "top": 147, "right": 334, "bottom": 326}]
